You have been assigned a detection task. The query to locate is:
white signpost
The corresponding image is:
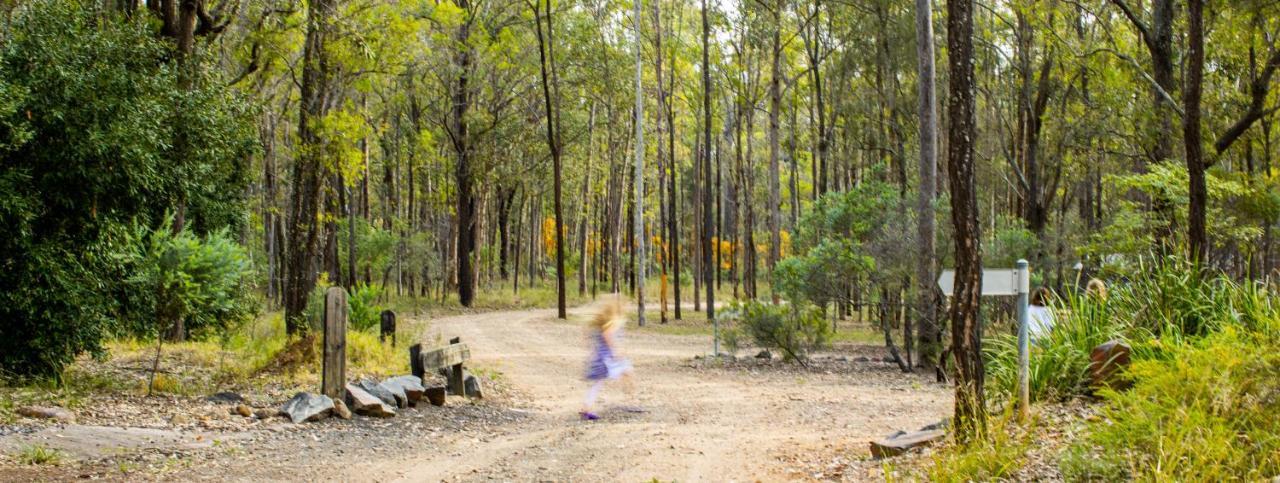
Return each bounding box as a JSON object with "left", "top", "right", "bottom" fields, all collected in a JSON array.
[{"left": 938, "top": 259, "right": 1032, "bottom": 420}]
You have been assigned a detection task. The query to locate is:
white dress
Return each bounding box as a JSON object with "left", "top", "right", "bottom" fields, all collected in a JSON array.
[{"left": 1027, "top": 304, "right": 1055, "bottom": 341}]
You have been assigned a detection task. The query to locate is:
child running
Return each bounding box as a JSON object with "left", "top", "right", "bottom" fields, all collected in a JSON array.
[{"left": 580, "top": 298, "right": 633, "bottom": 421}]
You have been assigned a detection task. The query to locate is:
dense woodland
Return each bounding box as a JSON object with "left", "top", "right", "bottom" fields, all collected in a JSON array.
[{"left": 3, "top": 0, "right": 1280, "bottom": 452}]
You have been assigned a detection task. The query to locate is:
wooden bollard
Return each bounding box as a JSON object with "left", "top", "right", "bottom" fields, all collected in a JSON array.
[
  {"left": 449, "top": 337, "right": 465, "bottom": 397},
  {"left": 380, "top": 310, "right": 397, "bottom": 345},
  {"left": 321, "top": 287, "right": 348, "bottom": 400}
]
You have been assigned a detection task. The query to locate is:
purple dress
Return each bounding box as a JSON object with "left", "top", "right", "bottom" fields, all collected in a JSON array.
[{"left": 585, "top": 331, "right": 631, "bottom": 381}]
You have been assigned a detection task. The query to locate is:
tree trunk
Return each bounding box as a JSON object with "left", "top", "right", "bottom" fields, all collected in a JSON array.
[
  {"left": 634, "top": 0, "right": 647, "bottom": 324},
  {"left": 767, "top": 0, "right": 784, "bottom": 304},
  {"left": 701, "top": 0, "right": 715, "bottom": 322},
  {"left": 534, "top": 0, "right": 568, "bottom": 318},
  {"left": 913, "top": 0, "right": 940, "bottom": 371},
  {"left": 1184, "top": 0, "right": 1207, "bottom": 264},
  {"left": 945, "top": 0, "right": 985, "bottom": 442},
  {"left": 452, "top": 0, "right": 477, "bottom": 307},
  {"left": 285, "top": 0, "right": 337, "bottom": 334}
]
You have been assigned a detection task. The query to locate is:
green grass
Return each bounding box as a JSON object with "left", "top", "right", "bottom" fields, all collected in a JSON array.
[
  {"left": 923, "top": 411, "right": 1031, "bottom": 482},
  {"left": 15, "top": 444, "right": 63, "bottom": 466}
]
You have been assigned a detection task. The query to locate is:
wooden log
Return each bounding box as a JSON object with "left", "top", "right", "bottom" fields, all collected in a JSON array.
[
  {"left": 380, "top": 310, "right": 397, "bottom": 345},
  {"left": 869, "top": 430, "right": 945, "bottom": 459},
  {"left": 321, "top": 287, "right": 348, "bottom": 400},
  {"left": 418, "top": 343, "right": 471, "bottom": 371}
]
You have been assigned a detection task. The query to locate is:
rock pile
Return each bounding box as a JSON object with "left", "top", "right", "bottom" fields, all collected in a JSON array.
[{"left": 274, "top": 374, "right": 463, "bottom": 423}]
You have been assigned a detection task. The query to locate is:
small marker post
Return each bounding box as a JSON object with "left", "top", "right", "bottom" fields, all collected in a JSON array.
[{"left": 1016, "top": 259, "right": 1030, "bottom": 422}]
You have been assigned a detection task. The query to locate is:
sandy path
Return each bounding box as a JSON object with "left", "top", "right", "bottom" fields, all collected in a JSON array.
[{"left": 337, "top": 301, "right": 952, "bottom": 482}]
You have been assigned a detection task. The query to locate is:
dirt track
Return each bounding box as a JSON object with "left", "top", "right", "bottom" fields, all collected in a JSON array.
[{"left": 332, "top": 300, "right": 952, "bottom": 482}]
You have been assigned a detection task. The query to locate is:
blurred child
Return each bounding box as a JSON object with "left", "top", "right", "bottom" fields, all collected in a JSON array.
[
  {"left": 580, "top": 298, "right": 633, "bottom": 420},
  {"left": 1027, "top": 287, "right": 1056, "bottom": 342}
]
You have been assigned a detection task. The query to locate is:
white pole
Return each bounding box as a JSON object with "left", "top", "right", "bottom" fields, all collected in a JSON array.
[{"left": 1016, "top": 258, "right": 1030, "bottom": 421}]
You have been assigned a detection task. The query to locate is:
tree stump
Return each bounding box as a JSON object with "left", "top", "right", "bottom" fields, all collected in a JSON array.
[{"left": 380, "top": 310, "right": 396, "bottom": 345}]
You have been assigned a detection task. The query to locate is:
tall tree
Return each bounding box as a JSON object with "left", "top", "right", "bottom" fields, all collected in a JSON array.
[
  {"left": 634, "top": 0, "right": 647, "bottom": 325},
  {"left": 913, "top": 0, "right": 940, "bottom": 370},
  {"left": 285, "top": 0, "right": 338, "bottom": 333},
  {"left": 702, "top": 0, "right": 715, "bottom": 321},
  {"left": 451, "top": 0, "right": 478, "bottom": 307},
  {"left": 1184, "top": 0, "right": 1206, "bottom": 264},
  {"left": 533, "top": 0, "right": 567, "bottom": 318},
  {"left": 766, "top": 0, "right": 784, "bottom": 304},
  {"left": 945, "top": 0, "right": 985, "bottom": 441}
]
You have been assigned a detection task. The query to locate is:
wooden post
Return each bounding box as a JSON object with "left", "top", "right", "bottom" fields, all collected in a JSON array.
[
  {"left": 449, "top": 336, "right": 465, "bottom": 396},
  {"left": 380, "top": 309, "right": 397, "bottom": 345},
  {"left": 322, "top": 287, "right": 348, "bottom": 400},
  {"left": 409, "top": 343, "right": 424, "bottom": 380}
]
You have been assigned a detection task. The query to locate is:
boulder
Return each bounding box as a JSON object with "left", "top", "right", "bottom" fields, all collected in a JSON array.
[
  {"left": 332, "top": 399, "right": 352, "bottom": 420},
  {"left": 345, "top": 384, "right": 396, "bottom": 418},
  {"left": 424, "top": 386, "right": 447, "bottom": 407},
  {"left": 205, "top": 392, "right": 245, "bottom": 404},
  {"left": 280, "top": 392, "right": 334, "bottom": 424},
  {"left": 755, "top": 350, "right": 773, "bottom": 360},
  {"left": 233, "top": 404, "right": 253, "bottom": 417},
  {"left": 869, "top": 429, "right": 945, "bottom": 459},
  {"left": 383, "top": 376, "right": 426, "bottom": 406},
  {"left": 16, "top": 406, "right": 75, "bottom": 423},
  {"left": 464, "top": 375, "right": 483, "bottom": 399},
  {"left": 1089, "top": 340, "right": 1132, "bottom": 391},
  {"left": 357, "top": 378, "right": 399, "bottom": 407}
]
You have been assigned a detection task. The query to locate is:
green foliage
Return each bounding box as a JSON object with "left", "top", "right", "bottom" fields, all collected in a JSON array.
[
  {"left": 348, "top": 283, "right": 386, "bottom": 332},
  {"left": 721, "top": 301, "right": 831, "bottom": 363},
  {"left": 116, "top": 219, "right": 259, "bottom": 341},
  {"left": 1061, "top": 324, "right": 1280, "bottom": 481},
  {"left": 925, "top": 413, "right": 1030, "bottom": 482},
  {"left": 15, "top": 444, "right": 63, "bottom": 466},
  {"left": 0, "top": 1, "right": 255, "bottom": 378}
]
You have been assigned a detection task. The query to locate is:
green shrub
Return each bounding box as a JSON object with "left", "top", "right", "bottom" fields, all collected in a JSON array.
[
  {"left": 0, "top": 0, "right": 254, "bottom": 378},
  {"left": 15, "top": 444, "right": 62, "bottom": 466},
  {"left": 925, "top": 413, "right": 1030, "bottom": 482},
  {"left": 1061, "top": 325, "right": 1280, "bottom": 481},
  {"left": 348, "top": 283, "right": 386, "bottom": 332},
  {"left": 723, "top": 301, "right": 831, "bottom": 363}
]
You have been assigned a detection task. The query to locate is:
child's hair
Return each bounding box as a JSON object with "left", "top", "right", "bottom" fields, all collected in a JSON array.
[
  {"left": 1085, "top": 278, "right": 1108, "bottom": 301},
  {"left": 593, "top": 298, "right": 625, "bottom": 332},
  {"left": 1030, "top": 287, "right": 1052, "bottom": 306}
]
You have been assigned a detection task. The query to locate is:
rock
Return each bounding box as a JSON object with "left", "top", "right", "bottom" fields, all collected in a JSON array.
[
  {"left": 332, "top": 399, "right": 352, "bottom": 420},
  {"left": 854, "top": 356, "right": 871, "bottom": 362},
  {"left": 205, "top": 392, "right": 244, "bottom": 404},
  {"left": 869, "top": 430, "right": 945, "bottom": 459},
  {"left": 464, "top": 375, "right": 483, "bottom": 399},
  {"left": 357, "top": 378, "right": 399, "bottom": 407},
  {"left": 755, "top": 350, "right": 773, "bottom": 360},
  {"left": 254, "top": 408, "right": 281, "bottom": 419},
  {"left": 1089, "top": 340, "right": 1132, "bottom": 391},
  {"left": 233, "top": 404, "right": 253, "bottom": 417},
  {"left": 17, "top": 406, "right": 75, "bottom": 422},
  {"left": 424, "top": 386, "right": 447, "bottom": 407},
  {"left": 383, "top": 376, "right": 426, "bottom": 406},
  {"left": 919, "top": 419, "right": 950, "bottom": 432},
  {"left": 280, "top": 392, "right": 334, "bottom": 424},
  {"left": 345, "top": 384, "right": 395, "bottom": 418},
  {"left": 376, "top": 380, "right": 409, "bottom": 408},
  {"left": 168, "top": 413, "right": 191, "bottom": 426}
]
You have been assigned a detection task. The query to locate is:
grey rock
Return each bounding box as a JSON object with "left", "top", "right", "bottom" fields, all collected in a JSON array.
[
  {"left": 16, "top": 406, "right": 75, "bottom": 422},
  {"left": 464, "top": 375, "right": 483, "bottom": 399},
  {"left": 383, "top": 375, "right": 426, "bottom": 406},
  {"left": 280, "top": 392, "right": 334, "bottom": 424},
  {"left": 357, "top": 378, "right": 399, "bottom": 407},
  {"left": 919, "top": 419, "right": 950, "bottom": 432},
  {"left": 345, "top": 384, "right": 395, "bottom": 418},
  {"left": 205, "top": 392, "right": 245, "bottom": 404},
  {"left": 755, "top": 350, "right": 773, "bottom": 360}
]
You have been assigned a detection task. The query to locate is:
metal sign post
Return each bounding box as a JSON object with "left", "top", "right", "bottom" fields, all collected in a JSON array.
[
  {"left": 1015, "top": 259, "right": 1030, "bottom": 421},
  {"left": 938, "top": 260, "right": 1032, "bottom": 421}
]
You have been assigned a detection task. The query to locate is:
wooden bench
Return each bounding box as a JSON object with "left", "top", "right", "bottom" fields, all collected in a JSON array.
[{"left": 410, "top": 337, "right": 472, "bottom": 397}]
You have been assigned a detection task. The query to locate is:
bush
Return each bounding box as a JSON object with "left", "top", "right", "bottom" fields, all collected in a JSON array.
[
  {"left": 1061, "top": 325, "right": 1280, "bottom": 480},
  {"left": 0, "top": 1, "right": 254, "bottom": 378},
  {"left": 723, "top": 301, "right": 831, "bottom": 363},
  {"left": 117, "top": 220, "right": 259, "bottom": 341},
  {"left": 348, "top": 283, "right": 386, "bottom": 332}
]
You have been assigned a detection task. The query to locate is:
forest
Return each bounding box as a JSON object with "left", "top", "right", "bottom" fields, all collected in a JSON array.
[{"left": 1, "top": 0, "right": 1279, "bottom": 480}]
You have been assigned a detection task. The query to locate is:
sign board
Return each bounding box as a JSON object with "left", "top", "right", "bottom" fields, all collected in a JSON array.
[{"left": 936, "top": 268, "right": 1027, "bottom": 296}]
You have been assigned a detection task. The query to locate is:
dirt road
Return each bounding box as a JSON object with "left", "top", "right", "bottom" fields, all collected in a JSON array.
[{"left": 334, "top": 301, "right": 952, "bottom": 482}]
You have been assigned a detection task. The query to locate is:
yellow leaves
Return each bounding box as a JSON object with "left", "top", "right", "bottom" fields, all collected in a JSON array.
[
  {"left": 313, "top": 104, "right": 372, "bottom": 187},
  {"left": 431, "top": 0, "right": 466, "bottom": 29}
]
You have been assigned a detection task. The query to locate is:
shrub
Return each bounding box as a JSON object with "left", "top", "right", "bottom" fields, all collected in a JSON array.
[
  {"left": 1061, "top": 325, "right": 1280, "bottom": 480},
  {"left": 0, "top": 0, "right": 254, "bottom": 378},
  {"left": 925, "top": 412, "right": 1030, "bottom": 482},
  {"left": 117, "top": 220, "right": 259, "bottom": 341},
  {"left": 348, "top": 283, "right": 386, "bottom": 332},
  {"left": 723, "top": 301, "right": 831, "bottom": 363}
]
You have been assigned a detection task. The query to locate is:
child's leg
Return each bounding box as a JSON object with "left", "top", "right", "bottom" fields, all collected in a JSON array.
[{"left": 582, "top": 380, "right": 605, "bottom": 411}]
